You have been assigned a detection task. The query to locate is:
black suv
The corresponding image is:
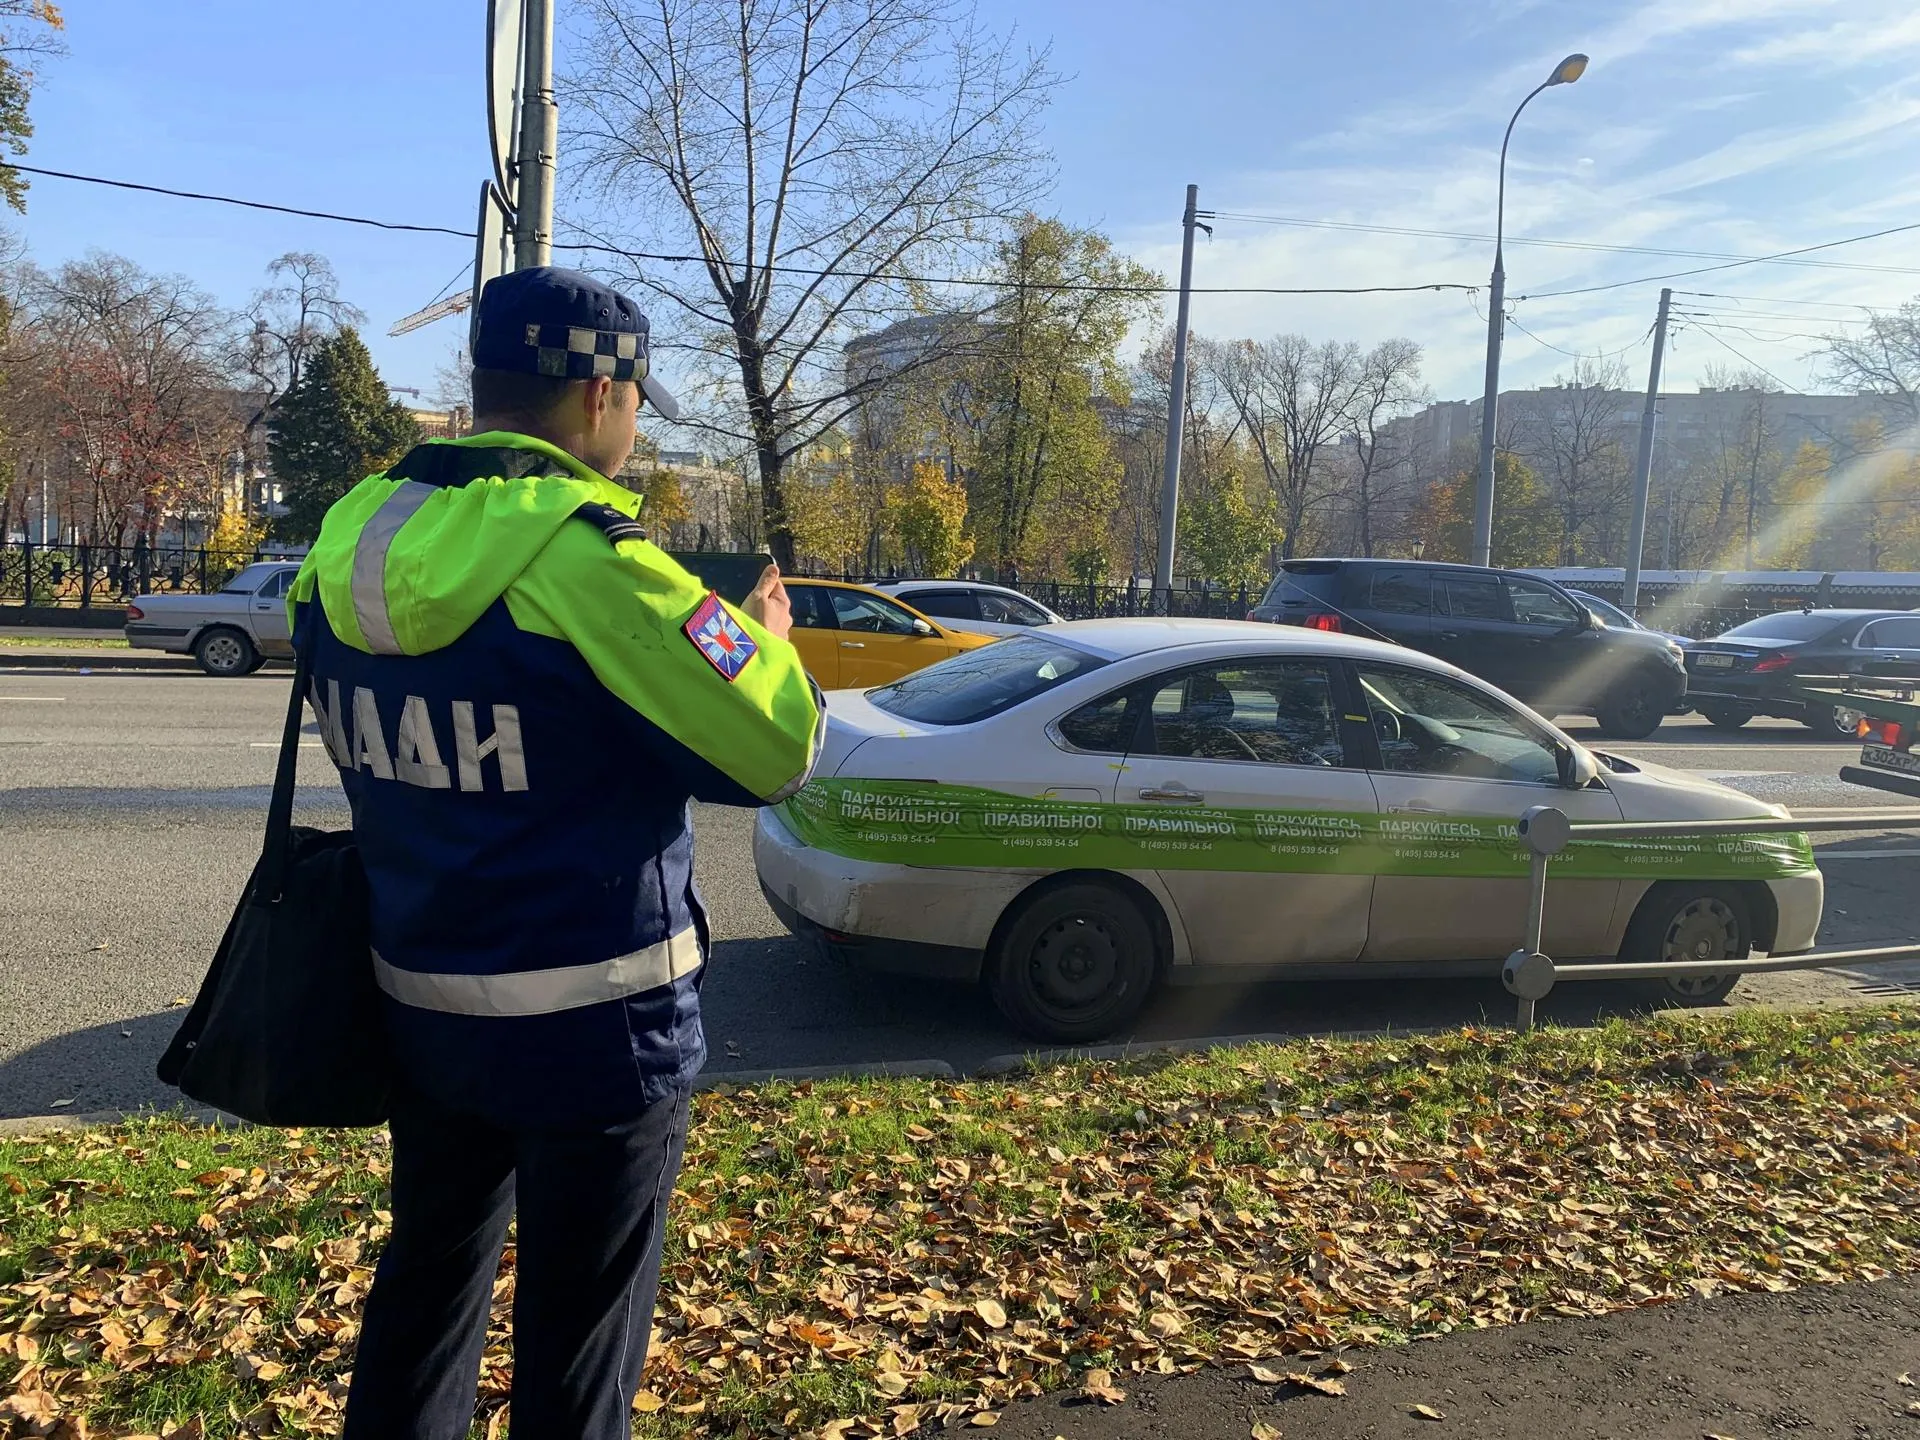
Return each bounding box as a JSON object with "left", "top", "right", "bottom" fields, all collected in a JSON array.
[
  {"left": 1686, "top": 608, "right": 1920, "bottom": 738},
  {"left": 1248, "top": 559, "right": 1687, "bottom": 739}
]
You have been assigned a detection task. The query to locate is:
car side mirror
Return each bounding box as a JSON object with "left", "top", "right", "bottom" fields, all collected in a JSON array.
[
  {"left": 1555, "top": 741, "right": 1599, "bottom": 790},
  {"left": 911, "top": 618, "right": 934, "bottom": 636}
]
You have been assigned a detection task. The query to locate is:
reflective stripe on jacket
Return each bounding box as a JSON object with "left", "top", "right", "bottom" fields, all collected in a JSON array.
[{"left": 289, "top": 433, "right": 821, "bottom": 1125}]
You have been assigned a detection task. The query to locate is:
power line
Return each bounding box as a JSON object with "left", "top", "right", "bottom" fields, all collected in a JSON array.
[
  {"left": 1678, "top": 291, "right": 1879, "bottom": 311},
  {"left": 4, "top": 162, "right": 475, "bottom": 236},
  {"left": 3, "top": 163, "right": 1484, "bottom": 299},
  {"left": 1504, "top": 311, "right": 1651, "bottom": 362},
  {"left": 1212, "top": 210, "right": 1920, "bottom": 278},
  {"left": 1675, "top": 321, "right": 1802, "bottom": 392},
  {"left": 1519, "top": 217, "right": 1920, "bottom": 300}
]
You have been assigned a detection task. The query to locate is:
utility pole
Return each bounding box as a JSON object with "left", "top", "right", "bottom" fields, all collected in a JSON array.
[
  {"left": 1471, "top": 260, "right": 1506, "bottom": 567},
  {"left": 512, "top": 0, "right": 556, "bottom": 269},
  {"left": 1154, "top": 185, "right": 1207, "bottom": 609},
  {"left": 1621, "top": 287, "right": 1672, "bottom": 614}
]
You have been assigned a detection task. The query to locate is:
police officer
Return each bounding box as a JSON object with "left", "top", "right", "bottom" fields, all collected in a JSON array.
[{"left": 287, "top": 267, "right": 822, "bottom": 1437}]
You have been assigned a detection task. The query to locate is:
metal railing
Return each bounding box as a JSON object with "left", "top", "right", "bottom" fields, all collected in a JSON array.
[
  {"left": 0, "top": 539, "right": 279, "bottom": 609},
  {"left": 1500, "top": 804, "right": 1920, "bottom": 1028}
]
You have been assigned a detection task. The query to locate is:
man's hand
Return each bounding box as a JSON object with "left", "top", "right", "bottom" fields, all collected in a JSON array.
[{"left": 741, "top": 563, "right": 794, "bottom": 640}]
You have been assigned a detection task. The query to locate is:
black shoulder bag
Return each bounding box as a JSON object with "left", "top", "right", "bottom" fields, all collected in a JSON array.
[{"left": 157, "top": 616, "right": 392, "bottom": 1126}]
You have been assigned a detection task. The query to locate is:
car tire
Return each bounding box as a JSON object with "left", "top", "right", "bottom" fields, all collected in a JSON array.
[
  {"left": 1594, "top": 674, "right": 1665, "bottom": 740},
  {"left": 987, "top": 880, "right": 1159, "bottom": 1043},
  {"left": 1618, "top": 881, "right": 1751, "bottom": 1006},
  {"left": 1699, "top": 704, "right": 1752, "bottom": 731},
  {"left": 1802, "top": 703, "right": 1863, "bottom": 742},
  {"left": 193, "top": 627, "right": 257, "bottom": 678}
]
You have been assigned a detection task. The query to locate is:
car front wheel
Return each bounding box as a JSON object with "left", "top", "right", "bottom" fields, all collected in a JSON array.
[
  {"left": 1594, "top": 674, "right": 1666, "bottom": 740},
  {"left": 1619, "top": 881, "right": 1751, "bottom": 1006},
  {"left": 193, "top": 627, "right": 257, "bottom": 678},
  {"left": 987, "top": 880, "right": 1159, "bottom": 1042}
]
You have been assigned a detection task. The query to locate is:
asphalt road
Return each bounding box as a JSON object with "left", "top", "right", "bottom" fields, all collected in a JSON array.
[{"left": 4, "top": 665, "right": 1920, "bottom": 1121}]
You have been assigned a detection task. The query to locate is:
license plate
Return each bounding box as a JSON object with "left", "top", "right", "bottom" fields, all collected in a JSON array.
[
  {"left": 1863, "top": 744, "right": 1920, "bottom": 776},
  {"left": 1694, "top": 653, "right": 1736, "bottom": 669}
]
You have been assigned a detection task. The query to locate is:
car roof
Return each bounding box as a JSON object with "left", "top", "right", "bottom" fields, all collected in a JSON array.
[
  {"left": 1043, "top": 616, "right": 1420, "bottom": 663},
  {"left": 878, "top": 579, "right": 1021, "bottom": 593}
]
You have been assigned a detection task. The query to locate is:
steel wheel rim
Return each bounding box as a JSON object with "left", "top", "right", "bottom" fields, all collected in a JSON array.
[
  {"left": 1661, "top": 896, "right": 1740, "bottom": 998},
  {"left": 1833, "top": 706, "right": 1863, "bottom": 736},
  {"left": 1028, "top": 914, "right": 1123, "bottom": 1018},
  {"left": 204, "top": 635, "right": 244, "bottom": 671}
]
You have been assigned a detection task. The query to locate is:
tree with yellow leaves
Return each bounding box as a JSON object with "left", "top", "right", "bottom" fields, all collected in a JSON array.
[{"left": 889, "top": 461, "right": 973, "bottom": 576}]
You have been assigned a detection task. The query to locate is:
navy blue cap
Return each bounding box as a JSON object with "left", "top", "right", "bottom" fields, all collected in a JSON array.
[{"left": 471, "top": 266, "right": 679, "bottom": 420}]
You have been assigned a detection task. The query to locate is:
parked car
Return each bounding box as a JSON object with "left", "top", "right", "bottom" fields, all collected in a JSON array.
[
  {"left": 1248, "top": 560, "right": 1687, "bottom": 740},
  {"left": 1566, "top": 589, "right": 1690, "bottom": 649},
  {"left": 124, "top": 561, "right": 301, "bottom": 676},
  {"left": 1685, "top": 608, "right": 1920, "bottom": 737},
  {"left": 754, "top": 619, "right": 1821, "bottom": 1041},
  {"left": 871, "top": 579, "right": 1064, "bottom": 637},
  {"left": 784, "top": 579, "right": 995, "bottom": 687}
]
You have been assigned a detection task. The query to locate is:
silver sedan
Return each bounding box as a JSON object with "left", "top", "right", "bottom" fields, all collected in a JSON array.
[{"left": 124, "top": 562, "right": 301, "bottom": 676}]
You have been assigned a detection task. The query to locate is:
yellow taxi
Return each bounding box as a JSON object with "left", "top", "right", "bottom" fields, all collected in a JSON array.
[{"left": 784, "top": 579, "right": 995, "bottom": 686}]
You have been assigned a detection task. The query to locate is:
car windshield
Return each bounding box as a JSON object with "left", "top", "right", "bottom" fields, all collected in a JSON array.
[
  {"left": 867, "top": 634, "right": 1108, "bottom": 726},
  {"left": 1719, "top": 612, "right": 1848, "bottom": 642},
  {"left": 1575, "top": 593, "right": 1637, "bottom": 628},
  {"left": 220, "top": 563, "right": 283, "bottom": 595}
]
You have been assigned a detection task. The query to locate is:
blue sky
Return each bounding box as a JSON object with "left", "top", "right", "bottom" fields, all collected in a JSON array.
[{"left": 16, "top": 0, "right": 1920, "bottom": 427}]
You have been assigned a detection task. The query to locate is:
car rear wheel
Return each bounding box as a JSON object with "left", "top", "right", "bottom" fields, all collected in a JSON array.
[
  {"left": 987, "top": 880, "right": 1159, "bottom": 1043},
  {"left": 1594, "top": 675, "right": 1665, "bottom": 740},
  {"left": 1618, "top": 881, "right": 1751, "bottom": 1006},
  {"left": 193, "top": 627, "right": 257, "bottom": 678},
  {"left": 1698, "top": 704, "right": 1752, "bottom": 731},
  {"left": 1802, "top": 703, "right": 1863, "bottom": 741}
]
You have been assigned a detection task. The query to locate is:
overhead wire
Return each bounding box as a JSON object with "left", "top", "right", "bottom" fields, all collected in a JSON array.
[
  {"left": 1673, "top": 320, "right": 1803, "bottom": 392},
  {"left": 1517, "top": 217, "right": 1920, "bottom": 300}
]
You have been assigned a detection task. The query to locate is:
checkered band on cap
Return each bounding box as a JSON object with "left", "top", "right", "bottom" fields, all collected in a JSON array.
[{"left": 523, "top": 323, "right": 648, "bottom": 381}]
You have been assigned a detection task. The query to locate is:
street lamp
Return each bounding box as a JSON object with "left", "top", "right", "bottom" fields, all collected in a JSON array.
[
  {"left": 1411, "top": 538, "right": 1426, "bottom": 561},
  {"left": 1471, "top": 52, "right": 1588, "bottom": 567}
]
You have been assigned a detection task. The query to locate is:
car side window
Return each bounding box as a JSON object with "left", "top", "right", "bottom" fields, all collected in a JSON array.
[
  {"left": 255, "top": 570, "right": 292, "bottom": 599},
  {"left": 904, "top": 590, "right": 979, "bottom": 621},
  {"left": 1438, "top": 573, "right": 1508, "bottom": 621},
  {"left": 979, "top": 592, "right": 1049, "bottom": 626},
  {"left": 1055, "top": 690, "right": 1135, "bottom": 754},
  {"left": 829, "top": 589, "right": 922, "bottom": 635},
  {"left": 1355, "top": 665, "right": 1560, "bottom": 785},
  {"left": 1368, "top": 568, "right": 1431, "bottom": 615},
  {"left": 1143, "top": 660, "right": 1346, "bottom": 767},
  {"left": 787, "top": 588, "right": 831, "bottom": 629},
  {"left": 1861, "top": 617, "right": 1920, "bottom": 649},
  {"left": 1507, "top": 578, "right": 1581, "bottom": 627}
]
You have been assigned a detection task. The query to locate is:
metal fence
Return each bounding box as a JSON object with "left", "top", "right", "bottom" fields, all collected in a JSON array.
[
  {"left": 0, "top": 540, "right": 273, "bottom": 609},
  {"left": 1500, "top": 804, "right": 1920, "bottom": 1027}
]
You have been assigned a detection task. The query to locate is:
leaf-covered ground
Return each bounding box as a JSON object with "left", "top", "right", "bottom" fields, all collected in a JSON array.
[{"left": 2, "top": 1008, "right": 1918, "bottom": 1439}]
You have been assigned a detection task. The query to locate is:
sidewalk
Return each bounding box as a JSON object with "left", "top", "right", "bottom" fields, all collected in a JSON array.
[{"left": 969, "top": 1276, "right": 1920, "bottom": 1439}]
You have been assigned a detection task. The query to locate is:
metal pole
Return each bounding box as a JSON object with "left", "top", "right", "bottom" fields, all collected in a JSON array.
[
  {"left": 1154, "top": 185, "right": 1202, "bottom": 611},
  {"left": 1622, "top": 288, "right": 1672, "bottom": 615},
  {"left": 512, "top": 0, "right": 556, "bottom": 269},
  {"left": 1473, "top": 79, "right": 1555, "bottom": 568}
]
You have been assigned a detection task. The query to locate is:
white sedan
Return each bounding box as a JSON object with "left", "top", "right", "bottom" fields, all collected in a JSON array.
[
  {"left": 754, "top": 620, "right": 1824, "bottom": 1041},
  {"left": 870, "top": 579, "right": 1064, "bottom": 637}
]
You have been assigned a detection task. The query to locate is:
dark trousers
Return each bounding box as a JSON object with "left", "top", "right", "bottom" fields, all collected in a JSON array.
[{"left": 342, "top": 1083, "right": 692, "bottom": 1440}]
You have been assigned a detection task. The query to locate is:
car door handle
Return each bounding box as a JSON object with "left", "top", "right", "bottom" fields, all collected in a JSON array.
[
  {"left": 1139, "top": 785, "right": 1205, "bottom": 803},
  {"left": 1437, "top": 630, "right": 1460, "bottom": 641},
  {"left": 839, "top": 641, "right": 865, "bottom": 649},
  {"left": 1389, "top": 803, "right": 1449, "bottom": 815}
]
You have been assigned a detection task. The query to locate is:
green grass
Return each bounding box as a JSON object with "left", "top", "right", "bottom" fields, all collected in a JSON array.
[
  {"left": 0, "top": 633, "right": 130, "bottom": 648},
  {"left": 3, "top": 1010, "right": 1920, "bottom": 1437}
]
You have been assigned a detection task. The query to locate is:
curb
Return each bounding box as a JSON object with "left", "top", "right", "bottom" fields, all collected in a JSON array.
[
  {"left": 0, "top": 651, "right": 200, "bottom": 672},
  {"left": 971, "top": 1024, "right": 1461, "bottom": 1076}
]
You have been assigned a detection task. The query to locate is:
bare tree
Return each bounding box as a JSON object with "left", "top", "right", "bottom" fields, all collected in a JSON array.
[
  {"left": 1199, "top": 334, "right": 1363, "bottom": 559},
  {"left": 1505, "top": 357, "right": 1631, "bottom": 564},
  {"left": 1823, "top": 299, "right": 1920, "bottom": 424},
  {"left": 568, "top": 0, "right": 1057, "bottom": 568},
  {"left": 1344, "top": 337, "right": 1426, "bottom": 557},
  {"left": 243, "top": 252, "right": 366, "bottom": 399}
]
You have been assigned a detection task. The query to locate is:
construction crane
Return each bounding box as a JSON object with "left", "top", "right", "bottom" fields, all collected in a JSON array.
[{"left": 387, "top": 291, "right": 474, "bottom": 338}]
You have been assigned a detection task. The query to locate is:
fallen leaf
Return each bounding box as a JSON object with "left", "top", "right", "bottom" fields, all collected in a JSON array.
[
  {"left": 1080, "top": 1369, "right": 1127, "bottom": 1406},
  {"left": 1902, "top": 1373, "right": 1915, "bottom": 1388},
  {"left": 48, "top": 1098, "right": 74, "bottom": 1109},
  {"left": 1249, "top": 1364, "right": 1285, "bottom": 1384},
  {"left": 1322, "top": 1358, "right": 1355, "bottom": 1375},
  {"left": 631, "top": 1392, "right": 665, "bottom": 1414},
  {"left": 1286, "top": 1372, "right": 1347, "bottom": 1397},
  {"left": 1412, "top": 1403, "right": 1446, "bottom": 1421},
  {"left": 974, "top": 1298, "right": 1008, "bottom": 1329},
  {"left": 1251, "top": 1424, "right": 1283, "bottom": 1440},
  {"left": 969, "top": 1412, "right": 1000, "bottom": 1427}
]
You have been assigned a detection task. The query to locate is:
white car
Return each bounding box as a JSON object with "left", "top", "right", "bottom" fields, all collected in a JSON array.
[
  {"left": 755, "top": 619, "right": 1823, "bottom": 1041},
  {"left": 871, "top": 579, "right": 1063, "bottom": 637}
]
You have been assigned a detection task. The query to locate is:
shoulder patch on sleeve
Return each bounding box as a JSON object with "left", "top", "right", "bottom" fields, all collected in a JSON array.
[
  {"left": 683, "top": 592, "right": 759, "bottom": 681},
  {"left": 572, "top": 501, "right": 649, "bottom": 546}
]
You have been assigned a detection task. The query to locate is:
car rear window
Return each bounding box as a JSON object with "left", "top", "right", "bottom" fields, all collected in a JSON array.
[
  {"left": 220, "top": 563, "right": 283, "bottom": 595},
  {"left": 1719, "top": 612, "right": 1850, "bottom": 642},
  {"left": 867, "top": 634, "right": 1108, "bottom": 726},
  {"left": 1260, "top": 564, "right": 1339, "bottom": 607}
]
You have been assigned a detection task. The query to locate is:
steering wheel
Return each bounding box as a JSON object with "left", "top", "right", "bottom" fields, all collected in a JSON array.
[{"left": 1205, "top": 725, "right": 1260, "bottom": 762}]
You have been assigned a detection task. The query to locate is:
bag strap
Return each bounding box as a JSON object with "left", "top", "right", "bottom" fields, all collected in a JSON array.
[{"left": 258, "top": 600, "right": 317, "bottom": 904}]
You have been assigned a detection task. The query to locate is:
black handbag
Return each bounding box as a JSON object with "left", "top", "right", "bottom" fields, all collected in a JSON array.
[{"left": 157, "top": 619, "right": 392, "bottom": 1127}]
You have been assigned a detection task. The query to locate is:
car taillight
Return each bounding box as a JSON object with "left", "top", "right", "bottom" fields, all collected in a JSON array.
[
  {"left": 1304, "top": 613, "right": 1343, "bottom": 633},
  {"left": 1752, "top": 652, "right": 1793, "bottom": 672},
  {"left": 126, "top": 604, "right": 144, "bottom": 621},
  {"left": 1864, "top": 718, "right": 1905, "bottom": 747}
]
